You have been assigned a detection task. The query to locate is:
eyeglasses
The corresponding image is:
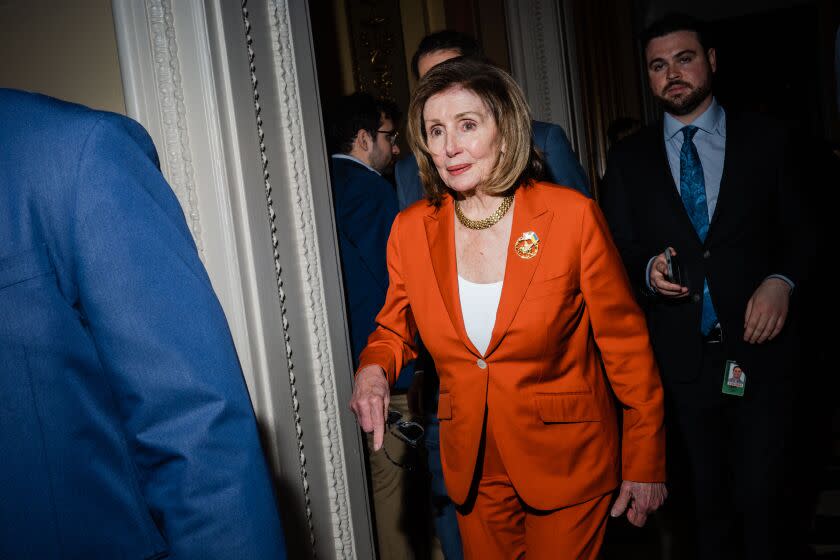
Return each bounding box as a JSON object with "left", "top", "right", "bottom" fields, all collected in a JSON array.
[
  {"left": 377, "top": 129, "right": 399, "bottom": 146},
  {"left": 387, "top": 408, "right": 424, "bottom": 446},
  {"left": 382, "top": 409, "right": 425, "bottom": 470}
]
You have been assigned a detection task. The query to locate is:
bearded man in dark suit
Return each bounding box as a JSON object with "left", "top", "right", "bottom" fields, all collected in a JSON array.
[{"left": 601, "top": 13, "right": 809, "bottom": 560}]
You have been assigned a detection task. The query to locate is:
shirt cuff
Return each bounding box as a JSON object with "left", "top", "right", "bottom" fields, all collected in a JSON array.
[
  {"left": 645, "top": 256, "right": 658, "bottom": 293},
  {"left": 766, "top": 274, "right": 795, "bottom": 292}
]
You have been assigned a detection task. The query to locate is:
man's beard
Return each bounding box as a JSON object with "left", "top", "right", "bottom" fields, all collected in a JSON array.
[
  {"left": 655, "top": 79, "right": 712, "bottom": 116},
  {"left": 371, "top": 148, "right": 392, "bottom": 174}
]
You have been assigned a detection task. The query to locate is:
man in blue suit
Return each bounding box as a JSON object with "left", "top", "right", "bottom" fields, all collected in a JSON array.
[
  {"left": 326, "top": 92, "right": 426, "bottom": 559},
  {"left": 396, "top": 31, "right": 592, "bottom": 559},
  {"left": 327, "top": 93, "right": 403, "bottom": 369},
  {"left": 0, "top": 89, "right": 286, "bottom": 559},
  {"left": 396, "top": 30, "right": 590, "bottom": 209}
]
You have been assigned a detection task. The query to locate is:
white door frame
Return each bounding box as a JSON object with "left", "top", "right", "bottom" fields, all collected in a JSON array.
[{"left": 112, "top": 1, "right": 374, "bottom": 558}]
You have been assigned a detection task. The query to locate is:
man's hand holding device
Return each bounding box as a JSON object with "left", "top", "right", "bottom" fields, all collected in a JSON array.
[{"left": 650, "top": 247, "right": 689, "bottom": 298}]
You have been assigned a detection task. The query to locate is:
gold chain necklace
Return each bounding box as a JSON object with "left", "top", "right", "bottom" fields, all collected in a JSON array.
[{"left": 454, "top": 195, "right": 514, "bottom": 230}]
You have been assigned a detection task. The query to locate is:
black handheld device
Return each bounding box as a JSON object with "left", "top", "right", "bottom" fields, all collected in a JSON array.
[{"left": 664, "top": 250, "right": 682, "bottom": 285}]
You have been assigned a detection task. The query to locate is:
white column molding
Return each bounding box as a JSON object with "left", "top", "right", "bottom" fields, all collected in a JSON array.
[
  {"left": 112, "top": 1, "right": 373, "bottom": 558},
  {"left": 114, "top": 0, "right": 204, "bottom": 254},
  {"left": 113, "top": 0, "right": 257, "bottom": 390},
  {"left": 266, "top": 0, "right": 355, "bottom": 556},
  {"left": 503, "top": 0, "right": 589, "bottom": 167}
]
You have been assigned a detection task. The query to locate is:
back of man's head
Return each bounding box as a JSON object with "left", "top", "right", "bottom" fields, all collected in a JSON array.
[
  {"left": 325, "top": 92, "right": 401, "bottom": 155},
  {"left": 411, "top": 30, "right": 483, "bottom": 79},
  {"left": 641, "top": 12, "right": 711, "bottom": 53}
]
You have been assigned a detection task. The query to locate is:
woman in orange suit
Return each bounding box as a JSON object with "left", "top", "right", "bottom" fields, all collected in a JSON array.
[{"left": 350, "top": 57, "right": 667, "bottom": 559}]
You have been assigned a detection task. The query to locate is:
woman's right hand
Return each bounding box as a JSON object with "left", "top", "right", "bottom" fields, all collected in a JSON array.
[{"left": 349, "top": 365, "right": 390, "bottom": 451}]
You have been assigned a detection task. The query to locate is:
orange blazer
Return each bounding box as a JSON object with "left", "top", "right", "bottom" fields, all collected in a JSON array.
[{"left": 359, "top": 182, "right": 666, "bottom": 510}]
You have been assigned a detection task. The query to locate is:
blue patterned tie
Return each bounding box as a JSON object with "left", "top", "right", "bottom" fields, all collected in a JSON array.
[{"left": 679, "top": 126, "right": 718, "bottom": 335}]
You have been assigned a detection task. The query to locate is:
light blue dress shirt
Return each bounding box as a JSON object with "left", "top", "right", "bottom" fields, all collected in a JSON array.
[
  {"left": 647, "top": 98, "right": 793, "bottom": 291},
  {"left": 664, "top": 98, "right": 726, "bottom": 221}
]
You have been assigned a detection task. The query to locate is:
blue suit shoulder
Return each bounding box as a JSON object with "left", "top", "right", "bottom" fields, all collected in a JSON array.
[
  {"left": 1, "top": 88, "right": 154, "bottom": 147},
  {"left": 531, "top": 120, "right": 591, "bottom": 196},
  {"left": 0, "top": 89, "right": 161, "bottom": 181},
  {"left": 529, "top": 180, "right": 591, "bottom": 208},
  {"left": 330, "top": 157, "right": 399, "bottom": 220},
  {"left": 394, "top": 155, "right": 425, "bottom": 210}
]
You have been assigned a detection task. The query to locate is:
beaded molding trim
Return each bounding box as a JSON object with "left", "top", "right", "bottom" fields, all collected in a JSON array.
[
  {"left": 267, "top": 0, "right": 355, "bottom": 556},
  {"left": 146, "top": 0, "right": 204, "bottom": 254},
  {"left": 241, "top": 0, "right": 316, "bottom": 553}
]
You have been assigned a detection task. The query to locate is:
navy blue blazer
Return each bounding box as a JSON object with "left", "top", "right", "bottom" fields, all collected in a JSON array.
[
  {"left": 330, "top": 156, "right": 415, "bottom": 389},
  {"left": 0, "top": 90, "right": 286, "bottom": 558},
  {"left": 395, "top": 120, "right": 590, "bottom": 209}
]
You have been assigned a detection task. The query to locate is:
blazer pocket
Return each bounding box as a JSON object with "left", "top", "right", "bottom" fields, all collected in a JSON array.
[
  {"left": 437, "top": 392, "right": 452, "bottom": 420},
  {"left": 535, "top": 392, "right": 601, "bottom": 423},
  {"left": 0, "top": 244, "right": 53, "bottom": 291},
  {"left": 525, "top": 271, "right": 575, "bottom": 300}
]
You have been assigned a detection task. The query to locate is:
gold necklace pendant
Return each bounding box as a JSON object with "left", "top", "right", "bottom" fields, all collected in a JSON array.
[{"left": 455, "top": 195, "right": 514, "bottom": 230}]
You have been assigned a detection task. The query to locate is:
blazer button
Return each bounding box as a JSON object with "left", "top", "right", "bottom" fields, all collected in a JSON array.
[
  {"left": 692, "top": 293, "right": 701, "bottom": 303},
  {"left": 476, "top": 359, "right": 487, "bottom": 369},
  {"left": 703, "top": 249, "right": 711, "bottom": 259}
]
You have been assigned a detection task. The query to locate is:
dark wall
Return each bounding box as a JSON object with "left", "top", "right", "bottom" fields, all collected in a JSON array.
[{"left": 711, "top": 5, "right": 825, "bottom": 137}]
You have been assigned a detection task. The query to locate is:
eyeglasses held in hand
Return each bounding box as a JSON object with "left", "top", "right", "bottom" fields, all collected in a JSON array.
[
  {"left": 377, "top": 129, "right": 399, "bottom": 146},
  {"left": 382, "top": 409, "right": 424, "bottom": 470},
  {"left": 387, "top": 409, "right": 424, "bottom": 447}
]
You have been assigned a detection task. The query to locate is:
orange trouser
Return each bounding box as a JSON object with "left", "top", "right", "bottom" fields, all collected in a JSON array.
[{"left": 455, "top": 413, "right": 612, "bottom": 559}]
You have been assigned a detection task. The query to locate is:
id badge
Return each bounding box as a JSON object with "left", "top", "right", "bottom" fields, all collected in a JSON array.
[{"left": 721, "top": 360, "right": 746, "bottom": 397}]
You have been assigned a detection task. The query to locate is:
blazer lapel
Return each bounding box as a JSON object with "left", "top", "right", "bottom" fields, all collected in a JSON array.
[
  {"left": 484, "top": 185, "right": 552, "bottom": 358},
  {"left": 424, "top": 197, "right": 481, "bottom": 357}
]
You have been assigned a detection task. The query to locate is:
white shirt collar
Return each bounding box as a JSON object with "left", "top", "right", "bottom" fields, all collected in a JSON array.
[
  {"left": 331, "top": 153, "right": 381, "bottom": 176},
  {"left": 664, "top": 97, "right": 726, "bottom": 140}
]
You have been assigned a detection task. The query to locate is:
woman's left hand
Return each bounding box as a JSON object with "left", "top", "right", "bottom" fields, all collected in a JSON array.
[{"left": 609, "top": 480, "right": 668, "bottom": 527}]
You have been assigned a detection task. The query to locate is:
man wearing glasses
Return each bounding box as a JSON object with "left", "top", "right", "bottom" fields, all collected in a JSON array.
[{"left": 326, "top": 92, "right": 426, "bottom": 559}]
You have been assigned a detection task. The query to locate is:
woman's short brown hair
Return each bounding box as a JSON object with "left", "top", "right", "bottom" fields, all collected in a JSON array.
[{"left": 407, "top": 57, "right": 544, "bottom": 206}]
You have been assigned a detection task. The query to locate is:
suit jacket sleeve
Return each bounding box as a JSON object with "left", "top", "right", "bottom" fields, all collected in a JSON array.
[
  {"left": 357, "top": 212, "right": 419, "bottom": 385},
  {"left": 539, "top": 122, "right": 591, "bottom": 197},
  {"left": 334, "top": 172, "right": 397, "bottom": 295},
  {"left": 600, "top": 148, "right": 657, "bottom": 301},
  {"left": 579, "top": 199, "right": 666, "bottom": 482},
  {"left": 771, "top": 127, "right": 810, "bottom": 286},
  {"left": 69, "top": 115, "right": 286, "bottom": 558},
  {"left": 333, "top": 171, "right": 397, "bottom": 365}
]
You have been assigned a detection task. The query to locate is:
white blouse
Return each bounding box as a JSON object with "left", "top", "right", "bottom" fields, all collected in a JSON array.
[{"left": 458, "top": 275, "right": 503, "bottom": 356}]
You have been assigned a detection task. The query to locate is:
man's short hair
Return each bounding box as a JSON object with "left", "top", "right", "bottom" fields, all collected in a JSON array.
[
  {"left": 410, "top": 30, "right": 483, "bottom": 79},
  {"left": 407, "top": 57, "right": 544, "bottom": 205},
  {"left": 325, "top": 92, "right": 401, "bottom": 155},
  {"left": 641, "top": 13, "right": 711, "bottom": 53}
]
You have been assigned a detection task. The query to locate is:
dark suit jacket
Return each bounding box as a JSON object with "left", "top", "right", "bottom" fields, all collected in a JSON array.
[
  {"left": 395, "top": 120, "right": 590, "bottom": 210},
  {"left": 330, "top": 156, "right": 417, "bottom": 386},
  {"left": 0, "top": 89, "right": 286, "bottom": 558},
  {"left": 601, "top": 112, "right": 808, "bottom": 385}
]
